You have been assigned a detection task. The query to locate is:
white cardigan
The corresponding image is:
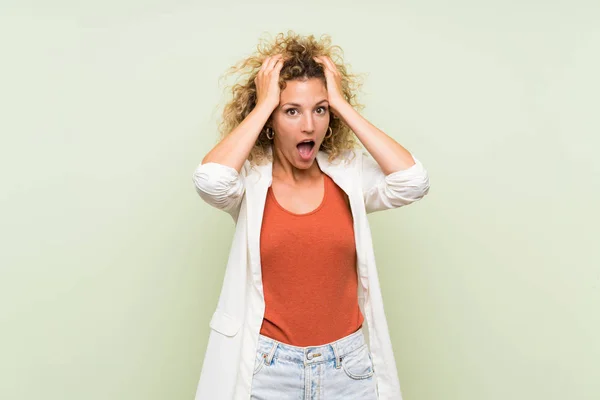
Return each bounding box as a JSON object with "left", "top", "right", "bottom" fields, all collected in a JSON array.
[{"left": 192, "top": 146, "right": 430, "bottom": 400}]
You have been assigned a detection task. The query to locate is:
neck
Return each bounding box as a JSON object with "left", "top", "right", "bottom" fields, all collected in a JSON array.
[{"left": 272, "top": 145, "right": 322, "bottom": 184}]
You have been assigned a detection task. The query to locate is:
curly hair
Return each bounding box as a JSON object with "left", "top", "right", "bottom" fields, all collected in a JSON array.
[{"left": 215, "top": 31, "right": 366, "bottom": 166}]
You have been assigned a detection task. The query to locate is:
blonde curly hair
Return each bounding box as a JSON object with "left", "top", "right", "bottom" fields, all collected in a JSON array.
[{"left": 215, "top": 31, "right": 366, "bottom": 166}]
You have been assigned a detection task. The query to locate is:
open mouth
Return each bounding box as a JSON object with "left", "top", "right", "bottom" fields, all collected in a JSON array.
[{"left": 296, "top": 140, "right": 315, "bottom": 160}]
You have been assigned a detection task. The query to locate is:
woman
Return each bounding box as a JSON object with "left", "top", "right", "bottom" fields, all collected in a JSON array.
[{"left": 193, "top": 32, "right": 430, "bottom": 400}]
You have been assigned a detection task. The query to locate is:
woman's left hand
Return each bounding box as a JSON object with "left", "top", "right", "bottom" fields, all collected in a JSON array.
[{"left": 313, "top": 56, "right": 348, "bottom": 114}]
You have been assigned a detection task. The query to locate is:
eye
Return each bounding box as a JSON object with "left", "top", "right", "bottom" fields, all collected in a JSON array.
[
  {"left": 316, "top": 106, "right": 328, "bottom": 114},
  {"left": 285, "top": 108, "right": 298, "bottom": 116}
]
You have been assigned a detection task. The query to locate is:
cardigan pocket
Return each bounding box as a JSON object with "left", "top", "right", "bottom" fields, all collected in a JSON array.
[{"left": 209, "top": 309, "right": 242, "bottom": 337}]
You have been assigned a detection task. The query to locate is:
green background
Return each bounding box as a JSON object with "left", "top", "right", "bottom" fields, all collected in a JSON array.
[{"left": 1, "top": 1, "right": 598, "bottom": 399}]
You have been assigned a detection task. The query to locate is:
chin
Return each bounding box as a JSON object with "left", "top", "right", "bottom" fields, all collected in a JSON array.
[
  {"left": 287, "top": 153, "right": 312, "bottom": 167},
  {"left": 294, "top": 161, "right": 314, "bottom": 169}
]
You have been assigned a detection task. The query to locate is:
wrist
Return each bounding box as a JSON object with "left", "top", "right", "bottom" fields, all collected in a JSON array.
[
  {"left": 331, "top": 99, "right": 352, "bottom": 121},
  {"left": 254, "top": 101, "right": 278, "bottom": 116}
]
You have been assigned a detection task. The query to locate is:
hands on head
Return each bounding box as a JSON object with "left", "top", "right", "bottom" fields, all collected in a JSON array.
[{"left": 254, "top": 54, "right": 346, "bottom": 113}]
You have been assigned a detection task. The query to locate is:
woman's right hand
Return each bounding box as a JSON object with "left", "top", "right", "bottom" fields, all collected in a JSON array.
[{"left": 254, "top": 54, "right": 285, "bottom": 112}]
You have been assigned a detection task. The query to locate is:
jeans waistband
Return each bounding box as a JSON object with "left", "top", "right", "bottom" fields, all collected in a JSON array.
[{"left": 256, "top": 328, "right": 367, "bottom": 366}]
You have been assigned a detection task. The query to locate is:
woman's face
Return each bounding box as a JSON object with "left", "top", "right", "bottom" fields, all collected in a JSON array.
[{"left": 270, "top": 78, "right": 330, "bottom": 170}]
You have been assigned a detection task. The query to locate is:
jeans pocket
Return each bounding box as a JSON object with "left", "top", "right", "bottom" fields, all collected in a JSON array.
[{"left": 341, "top": 344, "right": 375, "bottom": 380}]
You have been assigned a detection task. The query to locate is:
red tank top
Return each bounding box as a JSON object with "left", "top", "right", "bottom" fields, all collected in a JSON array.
[{"left": 259, "top": 173, "right": 364, "bottom": 346}]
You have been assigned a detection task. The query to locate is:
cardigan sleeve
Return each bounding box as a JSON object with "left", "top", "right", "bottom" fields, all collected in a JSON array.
[
  {"left": 360, "top": 149, "right": 430, "bottom": 214},
  {"left": 192, "top": 162, "right": 245, "bottom": 221}
]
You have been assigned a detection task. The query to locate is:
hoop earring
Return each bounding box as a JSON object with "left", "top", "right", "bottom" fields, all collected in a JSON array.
[
  {"left": 325, "top": 126, "right": 333, "bottom": 139},
  {"left": 266, "top": 127, "right": 274, "bottom": 140}
]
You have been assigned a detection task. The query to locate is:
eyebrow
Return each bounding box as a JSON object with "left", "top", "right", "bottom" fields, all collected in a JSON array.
[{"left": 281, "top": 99, "right": 329, "bottom": 107}]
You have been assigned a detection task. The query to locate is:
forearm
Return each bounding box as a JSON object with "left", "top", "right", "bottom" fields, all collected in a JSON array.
[
  {"left": 201, "top": 104, "right": 274, "bottom": 173},
  {"left": 334, "top": 101, "right": 415, "bottom": 175}
]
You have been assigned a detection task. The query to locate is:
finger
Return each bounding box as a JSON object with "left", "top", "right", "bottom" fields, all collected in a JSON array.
[
  {"left": 268, "top": 59, "right": 283, "bottom": 78},
  {"left": 274, "top": 58, "right": 285, "bottom": 71},
  {"left": 259, "top": 56, "right": 272, "bottom": 73},
  {"left": 266, "top": 54, "right": 283, "bottom": 71},
  {"left": 261, "top": 55, "right": 281, "bottom": 71},
  {"left": 313, "top": 56, "right": 331, "bottom": 74},
  {"left": 323, "top": 56, "right": 337, "bottom": 72}
]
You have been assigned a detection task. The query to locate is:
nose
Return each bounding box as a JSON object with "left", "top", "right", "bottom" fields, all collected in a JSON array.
[{"left": 301, "top": 114, "right": 315, "bottom": 134}]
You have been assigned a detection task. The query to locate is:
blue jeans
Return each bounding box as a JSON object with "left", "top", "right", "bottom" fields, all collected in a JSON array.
[{"left": 250, "top": 328, "right": 378, "bottom": 399}]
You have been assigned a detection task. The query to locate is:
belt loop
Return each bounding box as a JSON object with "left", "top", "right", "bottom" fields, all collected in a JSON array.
[
  {"left": 331, "top": 342, "right": 342, "bottom": 369},
  {"left": 265, "top": 340, "right": 278, "bottom": 365}
]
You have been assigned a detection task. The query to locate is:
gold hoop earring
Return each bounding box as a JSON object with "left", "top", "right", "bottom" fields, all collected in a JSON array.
[
  {"left": 266, "top": 127, "right": 274, "bottom": 140},
  {"left": 325, "top": 126, "right": 333, "bottom": 139}
]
